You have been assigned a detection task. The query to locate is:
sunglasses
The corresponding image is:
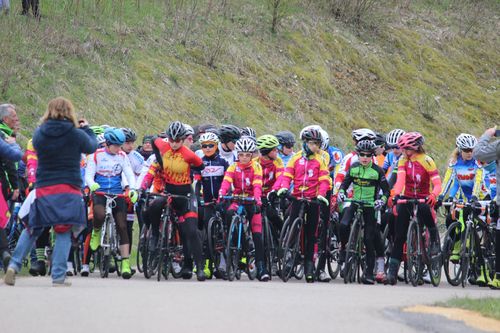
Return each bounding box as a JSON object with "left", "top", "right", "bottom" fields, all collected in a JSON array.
[
  {"left": 238, "top": 152, "right": 253, "bottom": 158},
  {"left": 283, "top": 144, "right": 294, "bottom": 149},
  {"left": 168, "top": 138, "right": 182, "bottom": 143},
  {"left": 359, "top": 153, "right": 373, "bottom": 158},
  {"left": 462, "top": 148, "right": 473, "bottom": 153},
  {"left": 201, "top": 143, "right": 216, "bottom": 149}
]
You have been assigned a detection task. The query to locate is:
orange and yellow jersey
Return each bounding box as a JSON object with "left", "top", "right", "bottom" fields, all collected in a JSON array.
[
  {"left": 219, "top": 160, "right": 263, "bottom": 201},
  {"left": 140, "top": 160, "right": 166, "bottom": 193},
  {"left": 154, "top": 137, "right": 203, "bottom": 186},
  {"left": 281, "top": 151, "right": 331, "bottom": 199},
  {"left": 394, "top": 153, "right": 440, "bottom": 199},
  {"left": 255, "top": 156, "right": 284, "bottom": 195}
]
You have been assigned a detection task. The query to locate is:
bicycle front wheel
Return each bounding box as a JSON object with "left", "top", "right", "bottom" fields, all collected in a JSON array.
[
  {"left": 226, "top": 217, "right": 241, "bottom": 282},
  {"left": 326, "top": 222, "right": 341, "bottom": 280},
  {"left": 281, "top": 218, "right": 302, "bottom": 282},
  {"left": 406, "top": 220, "right": 422, "bottom": 287},
  {"left": 344, "top": 218, "right": 361, "bottom": 284},
  {"left": 442, "top": 221, "right": 463, "bottom": 286}
]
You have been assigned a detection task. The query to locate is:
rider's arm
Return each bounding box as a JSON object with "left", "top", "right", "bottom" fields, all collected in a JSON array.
[
  {"left": 377, "top": 166, "right": 390, "bottom": 200},
  {"left": 84, "top": 153, "right": 97, "bottom": 188},
  {"left": 318, "top": 156, "right": 331, "bottom": 197},
  {"left": 219, "top": 164, "right": 236, "bottom": 197},
  {"left": 472, "top": 165, "right": 484, "bottom": 199},
  {"left": 252, "top": 161, "right": 263, "bottom": 204},
  {"left": 138, "top": 161, "right": 157, "bottom": 191},
  {"left": 440, "top": 164, "right": 455, "bottom": 198},
  {"left": 185, "top": 147, "right": 204, "bottom": 172},
  {"left": 121, "top": 153, "right": 136, "bottom": 189}
]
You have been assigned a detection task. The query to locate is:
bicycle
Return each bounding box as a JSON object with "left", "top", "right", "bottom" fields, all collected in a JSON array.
[
  {"left": 400, "top": 198, "right": 441, "bottom": 287},
  {"left": 205, "top": 201, "right": 227, "bottom": 278},
  {"left": 93, "top": 192, "right": 124, "bottom": 278},
  {"left": 278, "top": 195, "right": 322, "bottom": 282},
  {"left": 342, "top": 200, "right": 382, "bottom": 284},
  {"left": 223, "top": 195, "right": 258, "bottom": 282},
  {"left": 442, "top": 200, "right": 493, "bottom": 287}
]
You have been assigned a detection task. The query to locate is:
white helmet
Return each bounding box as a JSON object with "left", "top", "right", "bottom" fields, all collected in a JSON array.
[
  {"left": 199, "top": 132, "right": 219, "bottom": 144},
  {"left": 456, "top": 133, "right": 477, "bottom": 150},
  {"left": 96, "top": 134, "right": 106, "bottom": 145},
  {"left": 235, "top": 136, "right": 257, "bottom": 153},
  {"left": 183, "top": 123, "right": 194, "bottom": 136},
  {"left": 319, "top": 129, "right": 330, "bottom": 150},
  {"left": 386, "top": 129, "right": 406, "bottom": 148},
  {"left": 299, "top": 125, "right": 322, "bottom": 140},
  {"left": 351, "top": 128, "right": 376, "bottom": 142}
]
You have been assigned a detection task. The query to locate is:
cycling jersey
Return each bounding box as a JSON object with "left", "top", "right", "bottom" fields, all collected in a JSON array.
[
  {"left": 340, "top": 161, "right": 390, "bottom": 205},
  {"left": 440, "top": 156, "right": 483, "bottom": 201},
  {"left": 256, "top": 156, "right": 284, "bottom": 195},
  {"left": 481, "top": 160, "right": 497, "bottom": 199},
  {"left": 85, "top": 148, "right": 136, "bottom": 194},
  {"left": 126, "top": 150, "right": 145, "bottom": 179},
  {"left": 326, "top": 146, "right": 344, "bottom": 176},
  {"left": 219, "top": 160, "right": 263, "bottom": 203},
  {"left": 195, "top": 153, "right": 229, "bottom": 203},
  {"left": 393, "top": 153, "right": 440, "bottom": 199},
  {"left": 153, "top": 137, "right": 204, "bottom": 186},
  {"left": 334, "top": 151, "right": 377, "bottom": 193},
  {"left": 383, "top": 151, "right": 399, "bottom": 173},
  {"left": 218, "top": 143, "right": 237, "bottom": 166},
  {"left": 280, "top": 151, "right": 331, "bottom": 199},
  {"left": 279, "top": 152, "right": 293, "bottom": 168}
]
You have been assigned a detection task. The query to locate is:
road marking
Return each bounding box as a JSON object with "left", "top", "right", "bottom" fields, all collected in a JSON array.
[{"left": 403, "top": 305, "right": 500, "bottom": 333}]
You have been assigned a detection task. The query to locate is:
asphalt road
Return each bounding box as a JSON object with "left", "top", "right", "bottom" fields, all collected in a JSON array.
[{"left": 1, "top": 273, "right": 498, "bottom": 333}]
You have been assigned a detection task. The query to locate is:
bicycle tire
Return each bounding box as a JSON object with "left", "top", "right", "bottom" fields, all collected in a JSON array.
[
  {"left": 441, "top": 221, "right": 463, "bottom": 286},
  {"left": 277, "top": 216, "right": 291, "bottom": 274},
  {"left": 406, "top": 220, "right": 422, "bottom": 287},
  {"left": 344, "top": 217, "right": 361, "bottom": 284},
  {"left": 461, "top": 223, "right": 474, "bottom": 288},
  {"left": 226, "top": 216, "right": 240, "bottom": 282},
  {"left": 427, "top": 231, "right": 442, "bottom": 287},
  {"left": 136, "top": 224, "right": 147, "bottom": 274},
  {"left": 98, "top": 247, "right": 109, "bottom": 278},
  {"left": 281, "top": 217, "right": 302, "bottom": 282},
  {"left": 157, "top": 216, "right": 168, "bottom": 282},
  {"left": 263, "top": 217, "right": 273, "bottom": 280},
  {"left": 170, "top": 225, "right": 184, "bottom": 279},
  {"left": 326, "top": 222, "right": 341, "bottom": 280}
]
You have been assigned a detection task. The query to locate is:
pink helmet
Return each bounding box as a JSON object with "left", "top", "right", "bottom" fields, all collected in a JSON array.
[{"left": 397, "top": 132, "right": 424, "bottom": 150}]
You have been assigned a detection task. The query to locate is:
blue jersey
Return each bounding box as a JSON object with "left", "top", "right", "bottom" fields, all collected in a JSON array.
[
  {"left": 279, "top": 152, "right": 293, "bottom": 169},
  {"left": 441, "top": 156, "right": 482, "bottom": 201},
  {"left": 327, "top": 146, "right": 344, "bottom": 177},
  {"left": 482, "top": 161, "right": 497, "bottom": 199}
]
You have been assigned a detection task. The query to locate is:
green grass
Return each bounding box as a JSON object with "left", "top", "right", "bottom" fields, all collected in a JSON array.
[
  {"left": 437, "top": 297, "right": 500, "bottom": 321},
  {"left": 0, "top": 0, "right": 498, "bottom": 169}
]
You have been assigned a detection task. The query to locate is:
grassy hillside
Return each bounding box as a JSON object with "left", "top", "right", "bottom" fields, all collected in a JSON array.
[{"left": 0, "top": 0, "right": 498, "bottom": 167}]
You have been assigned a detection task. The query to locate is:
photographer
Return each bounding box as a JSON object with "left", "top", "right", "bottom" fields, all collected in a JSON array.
[{"left": 473, "top": 126, "right": 499, "bottom": 289}]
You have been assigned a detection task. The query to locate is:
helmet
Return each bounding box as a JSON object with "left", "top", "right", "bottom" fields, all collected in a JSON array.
[
  {"left": 256, "top": 135, "right": 280, "bottom": 153},
  {"left": 374, "top": 132, "right": 386, "bottom": 148},
  {"left": 300, "top": 125, "right": 322, "bottom": 142},
  {"left": 218, "top": 124, "right": 241, "bottom": 143},
  {"left": 104, "top": 128, "right": 126, "bottom": 145},
  {"left": 456, "top": 133, "right": 477, "bottom": 150},
  {"left": 166, "top": 121, "right": 188, "bottom": 141},
  {"left": 319, "top": 129, "right": 330, "bottom": 150},
  {"left": 234, "top": 137, "right": 256, "bottom": 153},
  {"left": 183, "top": 123, "right": 194, "bottom": 136},
  {"left": 240, "top": 127, "right": 256, "bottom": 138},
  {"left": 101, "top": 124, "right": 111, "bottom": 130},
  {"left": 121, "top": 128, "right": 137, "bottom": 142},
  {"left": 351, "top": 128, "right": 376, "bottom": 142},
  {"left": 386, "top": 129, "right": 406, "bottom": 148},
  {"left": 96, "top": 134, "right": 106, "bottom": 145},
  {"left": 275, "top": 131, "right": 296, "bottom": 146},
  {"left": 398, "top": 132, "right": 424, "bottom": 150},
  {"left": 90, "top": 126, "right": 104, "bottom": 135},
  {"left": 356, "top": 140, "right": 376, "bottom": 154},
  {"left": 142, "top": 135, "right": 154, "bottom": 144},
  {"left": 199, "top": 132, "right": 220, "bottom": 144}
]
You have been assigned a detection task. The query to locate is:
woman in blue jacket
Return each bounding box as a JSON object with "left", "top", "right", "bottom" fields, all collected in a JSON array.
[{"left": 4, "top": 97, "right": 97, "bottom": 286}]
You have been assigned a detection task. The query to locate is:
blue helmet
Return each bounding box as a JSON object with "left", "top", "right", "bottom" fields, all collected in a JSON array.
[{"left": 104, "top": 128, "right": 126, "bottom": 145}]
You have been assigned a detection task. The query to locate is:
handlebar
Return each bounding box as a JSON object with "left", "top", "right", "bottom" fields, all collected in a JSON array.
[
  {"left": 94, "top": 191, "right": 126, "bottom": 198},
  {"left": 396, "top": 198, "right": 426, "bottom": 205},
  {"left": 221, "top": 195, "right": 256, "bottom": 203}
]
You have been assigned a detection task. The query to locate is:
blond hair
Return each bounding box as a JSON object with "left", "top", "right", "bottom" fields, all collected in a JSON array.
[
  {"left": 448, "top": 148, "right": 459, "bottom": 165},
  {"left": 40, "top": 97, "right": 78, "bottom": 127}
]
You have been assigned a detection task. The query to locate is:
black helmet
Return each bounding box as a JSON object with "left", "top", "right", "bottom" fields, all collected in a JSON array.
[
  {"left": 275, "top": 131, "right": 296, "bottom": 146},
  {"left": 121, "top": 128, "right": 137, "bottom": 142},
  {"left": 218, "top": 124, "right": 241, "bottom": 144},
  {"left": 374, "top": 132, "right": 386, "bottom": 148},
  {"left": 355, "top": 140, "right": 376, "bottom": 154},
  {"left": 166, "top": 121, "right": 188, "bottom": 140}
]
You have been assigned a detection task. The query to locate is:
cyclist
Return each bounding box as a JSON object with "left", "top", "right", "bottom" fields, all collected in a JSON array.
[
  {"left": 275, "top": 130, "right": 296, "bottom": 167},
  {"left": 183, "top": 123, "right": 195, "bottom": 149},
  {"left": 218, "top": 136, "right": 270, "bottom": 282},
  {"left": 337, "top": 140, "right": 389, "bottom": 284},
  {"left": 86, "top": 128, "right": 138, "bottom": 279},
  {"left": 143, "top": 121, "right": 206, "bottom": 281},
  {"left": 240, "top": 127, "right": 257, "bottom": 140},
  {"left": 138, "top": 135, "right": 154, "bottom": 160},
  {"left": 193, "top": 132, "right": 229, "bottom": 278},
  {"left": 217, "top": 125, "right": 241, "bottom": 165},
  {"left": 384, "top": 132, "right": 442, "bottom": 285},
  {"left": 374, "top": 132, "right": 386, "bottom": 167},
  {"left": 277, "top": 126, "right": 330, "bottom": 283},
  {"left": 383, "top": 129, "right": 406, "bottom": 185}
]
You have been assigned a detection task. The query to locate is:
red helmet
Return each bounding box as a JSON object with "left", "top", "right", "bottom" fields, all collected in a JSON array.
[{"left": 397, "top": 132, "right": 424, "bottom": 150}]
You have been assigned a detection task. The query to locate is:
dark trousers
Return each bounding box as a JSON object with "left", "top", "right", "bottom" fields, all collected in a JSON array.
[{"left": 22, "top": 0, "right": 39, "bottom": 17}]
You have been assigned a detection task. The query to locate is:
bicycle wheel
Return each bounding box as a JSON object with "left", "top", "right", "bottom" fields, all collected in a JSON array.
[
  {"left": 136, "top": 224, "right": 148, "bottom": 274},
  {"left": 277, "top": 216, "right": 291, "bottom": 274},
  {"left": 263, "top": 217, "right": 274, "bottom": 280},
  {"left": 344, "top": 218, "right": 361, "bottom": 284},
  {"left": 406, "top": 220, "right": 422, "bottom": 287},
  {"left": 157, "top": 218, "right": 168, "bottom": 282},
  {"left": 326, "top": 222, "right": 341, "bottom": 280},
  {"left": 461, "top": 223, "right": 474, "bottom": 288},
  {"left": 226, "top": 217, "right": 241, "bottom": 282},
  {"left": 169, "top": 225, "right": 184, "bottom": 279},
  {"left": 281, "top": 217, "right": 302, "bottom": 282},
  {"left": 97, "top": 247, "right": 109, "bottom": 278},
  {"left": 427, "top": 231, "right": 442, "bottom": 287},
  {"left": 441, "top": 221, "right": 463, "bottom": 286}
]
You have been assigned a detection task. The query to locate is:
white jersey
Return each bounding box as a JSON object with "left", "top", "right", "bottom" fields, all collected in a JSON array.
[
  {"left": 218, "top": 143, "right": 238, "bottom": 166},
  {"left": 136, "top": 154, "right": 156, "bottom": 190},
  {"left": 127, "top": 150, "right": 145, "bottom": 179}
]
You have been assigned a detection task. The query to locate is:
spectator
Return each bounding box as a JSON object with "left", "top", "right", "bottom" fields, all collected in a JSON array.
[
  {"left": 0, "top": 0, "right": 10, "bottom": 15},
  {"left": 4, "top": 97, "right": 97, "bottom": 287},
  {"left": 472, "top": 126, "right": 500, "bottom": 289}
]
